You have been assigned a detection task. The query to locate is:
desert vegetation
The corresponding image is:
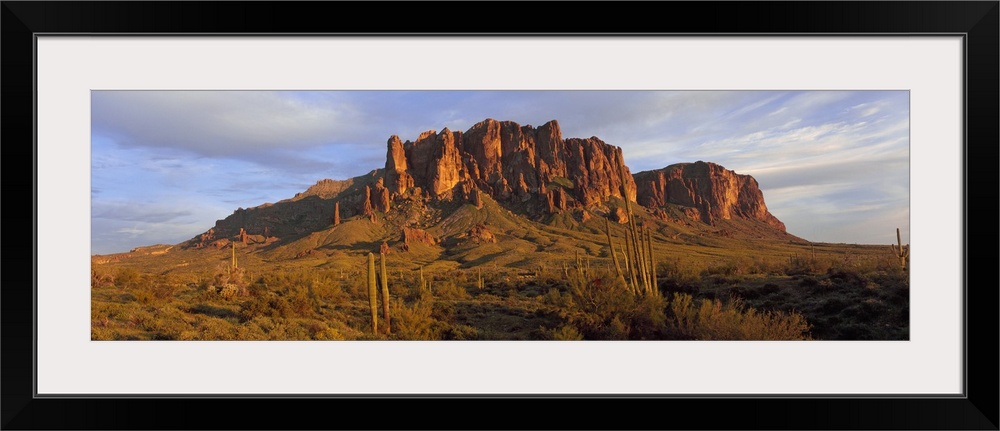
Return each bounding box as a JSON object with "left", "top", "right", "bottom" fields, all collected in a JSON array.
[{"left": 91, "top": 239, "right": 906, "bottom": 341}]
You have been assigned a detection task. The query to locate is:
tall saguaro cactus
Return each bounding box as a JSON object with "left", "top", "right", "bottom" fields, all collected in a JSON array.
[
  {"left": 367, "top": 252, "right": 378, "bottom": 334},
  {"left": 891, "top": 228, "right": 909, "bottom": 271},
  {"left": 380, "top": 252, "right": 391, "bottom": 335},
  {"left": 602, "top": 169, "right": 660, "bottom": 296}
]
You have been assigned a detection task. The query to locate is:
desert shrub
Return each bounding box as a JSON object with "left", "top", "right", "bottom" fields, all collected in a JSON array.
[
  {"left": 235, "top": 321, "right": 269, "bottom": 340},
  {"left": 707, "top": 274, "right": 743, "bottom": 286},
  {"left": 194, "top": 316, "right": 239, "bottom": 340},
  {"left": 148, "top": 310, "right": 192, "bottom": 340},
  {"left": 798, "top": 276, "right": 820, "bottom": 288},
  {"left": 238, "top": 294, "right": 291, "bottom": 322},
  {"left": 343, "top": 270, "right": 369, "bottom": 300},
  {"left": 819, "top": 297, "right": 850, "bottom": 314},
  {"left": 433, "top": 280, "right": 470, "bottom": 300},
  {"left": 730, "top": 283, "right": 780, "bottom": 300},
  {"left": 546, "top": 324, "right": 584, "bottom": 340},
  {"left": 666, "top": 293, "right": 811, "bottom": 340},
  {"left": 151, "top": 283, "right": 177, "bottom": 300},
  {"left": 870, "top": 270, "right": 909, "bottom": 290},
  {"left": 549, "top": 270, "right": 666, "bottom": 340},
  {"left": 312, "top": 277, "right": 349, "bottom": 306},
  {"left": 115, "top": 267, "right": 142, "bottom": 289},
  {"left": 271, "top": 320, "right": 312, "bottom": 340},
  {"left": 759, "top": 283, "right": 780, "bottom": 295},
  {"left": 840, "top": 300, "right": 883, "bottom": 322},
  {"left": 826, "top": 268, "right": 869, "bottom": 287},
  {"left": 785, "top": 254, "right": 830, "bottom": 276},
  {"left": 431, "top": 301, "right": 456, "bottom": 322},
  {"left": 541, "top": 288, "right": 568, "bottom": 308},
  {"left": 402, "top": 279, "right": 432, "bottom": 303},
  {"left": 748, "top": 257, "right": 783, "bottom": 275},
  {"left": 91, "top": 269, "right": 115, "bottom": 288},
  {"left": 703, "top": 257, "right": 751, "bottom": 277},
  {"left": 391, "top": 298, "right": 442, "bottom": 340},
  {"left": 286, "top": 285, "right": 316, "bottom": 318},
  {"left": 658, "top": 257, "right": 702, "bottom": 286},
  {"left": 441, "top": 324, "right": 480, "bottom": 340}
]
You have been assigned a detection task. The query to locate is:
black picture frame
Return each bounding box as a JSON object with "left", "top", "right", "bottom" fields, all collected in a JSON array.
[{"left": 3, "top": 2, "right": 997, "bottom": 429}]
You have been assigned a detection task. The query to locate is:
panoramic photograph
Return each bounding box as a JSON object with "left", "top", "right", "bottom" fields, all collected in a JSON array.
[{"left": 90, "top": 90, "right": 910, "bottom": 341}]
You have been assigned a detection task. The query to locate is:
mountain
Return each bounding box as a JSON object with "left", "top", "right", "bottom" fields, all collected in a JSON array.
[
  {"left": 143, "top": 118, "right": 801, "bottom": 269},
  {"left": 633, "top": 161, "right": 786, "bottom": 231}
]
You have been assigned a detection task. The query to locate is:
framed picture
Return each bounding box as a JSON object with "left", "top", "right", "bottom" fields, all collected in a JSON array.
[{"left": 4, "top": 2, "right": 996, "bottom": 429}]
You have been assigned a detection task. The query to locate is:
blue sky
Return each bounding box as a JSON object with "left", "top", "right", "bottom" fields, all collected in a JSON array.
[{"left": 91, "top": 90, "right": 909, "bottom": 255}]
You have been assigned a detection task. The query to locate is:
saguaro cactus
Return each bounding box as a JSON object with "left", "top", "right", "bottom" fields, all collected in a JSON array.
[
  {"left": 380, "top": 252, "right": 391, "bottom": 335},
  {"left": 602, "top": 169, "right": 660, "bottom": 296},
  {"left": 891, "top": 228, "right": 909, "bottom": 271},
  {"left": 605, "top": 219, "right": 627, "bottom": 289},
  {"left": 367, "top": 253, "right": 378, "bottom": 334},
  {"left": 646, "top": 227, "right": 657, "bottom": 294},
  {"left": 419, "top": 266, "right": 425, "bottom": 290}
]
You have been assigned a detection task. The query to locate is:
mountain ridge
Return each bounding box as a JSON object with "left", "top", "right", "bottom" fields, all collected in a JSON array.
[{"left": 110, "top": 118, "right": 800, "bottom": 261}]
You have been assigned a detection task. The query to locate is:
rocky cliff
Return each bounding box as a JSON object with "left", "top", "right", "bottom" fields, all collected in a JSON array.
[
  {"left": 384, "top": 119, "right": 636, "bottom": 210},
  {"left": 633, "top": 161, "right": 786, "bottom": 231}
]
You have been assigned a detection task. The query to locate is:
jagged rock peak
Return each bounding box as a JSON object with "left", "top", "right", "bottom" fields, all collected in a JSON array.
[
  {"left": 384, "top": 118, "right": 636, "bottom": 208},
  {"left": 633, "top": 161, "right": 786, "bottom": 231}
]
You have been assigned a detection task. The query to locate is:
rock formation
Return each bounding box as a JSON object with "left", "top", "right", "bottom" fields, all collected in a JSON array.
[
  {"left": 633, "top": 161, "right": 785, "bottom": 231},
  {"left": 471, "top": 189, "right": 483, "bottom": 209},
  {"left": 361, "top": 185, "right": 374, "bottom": 217},
  {"left": 399, "top": 227, "right": 437, "bottom": 251},
  {"left": 468, "top": 224, "right": 497, "bottom": 244},
  {"left": 546, "top": 188, "right": 568, "bottom": 214},
  {"left": 372, "top": 178, "right": 391, "bottom": 213},
  {"left": 196, "top": 228, "right": 216, "bottom": 248},
  {"left": 383, "top": 119, "right": 636, "bottom": 210},
  {"left": 612, "top": 207, "right": 629, "bottom": 224}
]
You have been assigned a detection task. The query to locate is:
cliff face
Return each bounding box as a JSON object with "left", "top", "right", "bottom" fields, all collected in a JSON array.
[
  {"left": 384, "top": 119, "right": 636, "bottom": 208},
  {"left": 633, "top": 161, "right": 786, "bottom": 231}
]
